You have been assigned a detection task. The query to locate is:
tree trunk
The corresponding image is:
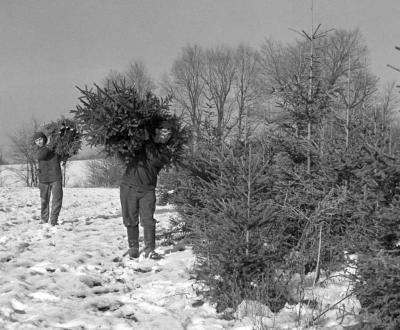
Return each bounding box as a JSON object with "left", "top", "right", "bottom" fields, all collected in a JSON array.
[{"left": 63, "top": 163, "right": 67, "bottom": 187}]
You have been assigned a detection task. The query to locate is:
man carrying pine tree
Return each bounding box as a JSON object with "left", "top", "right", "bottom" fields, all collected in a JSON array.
[
  {"left": 120, "top": 120, "right": 173, "bottom": 260},
  {"left": 33, "top": 131, "right": 63, "bottom": 226}
]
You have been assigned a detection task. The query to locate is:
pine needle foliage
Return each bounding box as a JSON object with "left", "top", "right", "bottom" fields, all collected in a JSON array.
[
  {"left": 173, "top": 137, "right": 306, "bottom": 312},
  {"left": 43, "top": 117, "right": 82, "bottom": 161},
  {"left": 172, "top": 127, "right": 400, "bottom": 319},
  {"left": 324, "top": 143, "right": 400, "bottom": 329},
  {"left": 170, "top": 95, "right": 400, "bottom": 326},
  {"left": 71, "top": 82, "right": 190, "bottom": 165},
  {"left": 355, "top": 254, "right": 400, "bottom": 330}
]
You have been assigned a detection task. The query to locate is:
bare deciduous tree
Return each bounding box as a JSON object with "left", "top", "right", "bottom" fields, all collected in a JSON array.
[
  {"left": 162, "top": 44, "right": 206, "bottom": 150},
  {"left": 103, "top": 59, "right": 155, "bottom": 98},
  {"left": 86, "top": 156, "right": 124, "bottom": 187},
  {"left": 366, "top": 82, "right": 400, "bottom": 153},
  {"left": 8, "top": 118, "right": 41, "bottom": 186},
  {"left": 321, "top": 30, "right": 378, "bottom": 143},
  {"left": 202, "top": 45, "right": 237, "bottom": 142},
  {"left": 259, "top": 38, "right": 308, "bottom": 91},
  {"left": 233, "top": 44, "right": 263, "bottom": 141},
  {"left": 126, "top": 60, "right": 156, "bottom": 98},
  {"left": 103, "top": 70, "right": 126, "bottom": 88},
  {"left": 259, "top": 28, "right": 378, "bottom": 158}
]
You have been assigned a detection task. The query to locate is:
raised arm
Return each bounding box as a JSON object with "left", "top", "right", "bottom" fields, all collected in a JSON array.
[{"left": 145, "top": 145, "right": 171, "bottom": 171}]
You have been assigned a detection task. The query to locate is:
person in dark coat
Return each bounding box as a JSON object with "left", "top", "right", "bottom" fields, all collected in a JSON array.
[
  {"left": 120, "top": 121, "right": 173, "bottom": 260},
  {"left": 33, "top": 131, "right": 63, "bottom": 226}
]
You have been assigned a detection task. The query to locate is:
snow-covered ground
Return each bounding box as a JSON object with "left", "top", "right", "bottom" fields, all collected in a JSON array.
[
  {"left": 0, "top": 187, "right": 245, "bottom": 330},
  {"left": 0, "top": 161, "right": 362, "bottom": 329}
]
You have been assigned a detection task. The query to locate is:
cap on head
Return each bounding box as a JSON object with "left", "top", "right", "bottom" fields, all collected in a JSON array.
[{"left": 33, "top": 131, "right": 47, "bottom": 143}]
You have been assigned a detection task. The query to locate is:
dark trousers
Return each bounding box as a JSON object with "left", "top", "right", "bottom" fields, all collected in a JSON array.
[
  {"left": 120, "top": 185, "right": 156, "bottom": 252},
  {"left": 39, "top": 181, "right": 63, "bottom": 225}
]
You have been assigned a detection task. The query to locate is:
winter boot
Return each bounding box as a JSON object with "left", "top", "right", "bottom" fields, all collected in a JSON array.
[
  {"left": 50, "top": 219, "right": 58, "bottom": 226},
  {"left": 143, "top": 225, "right": 162, "bottom": 260},
  {"left": 127, "top": 225, "right": 139, "bottom": 259},
  {"left": 146, "top": 250, "right": 163, "bottom": 260}
]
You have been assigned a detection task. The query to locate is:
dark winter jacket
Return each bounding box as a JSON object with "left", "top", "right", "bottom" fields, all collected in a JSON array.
[
  {"left": 121, "top": 147, "right": 170, "bottom": 191},
  {"left": 36, "top": 146, "right": 62, "bottom": 183}
]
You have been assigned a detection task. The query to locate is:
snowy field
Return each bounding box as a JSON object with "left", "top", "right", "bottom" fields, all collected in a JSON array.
[
  {"left": 0, "top": 161, "right": 362, "bottom": 329},
  {"left": 0, "top": 160, "right": 88, "bottom": 188}
]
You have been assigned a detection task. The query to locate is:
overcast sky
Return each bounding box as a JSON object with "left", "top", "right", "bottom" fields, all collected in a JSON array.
[{"left": 1, "top": 0, "right": 399, "bottom": 149}]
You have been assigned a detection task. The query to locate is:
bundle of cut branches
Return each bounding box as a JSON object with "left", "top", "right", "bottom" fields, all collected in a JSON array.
[
  {"left": 43, "top": 118, "right": 82, "bottom": 161},
  {"left": 71, "top": 82, "right": 189, "bottom": 165}
]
